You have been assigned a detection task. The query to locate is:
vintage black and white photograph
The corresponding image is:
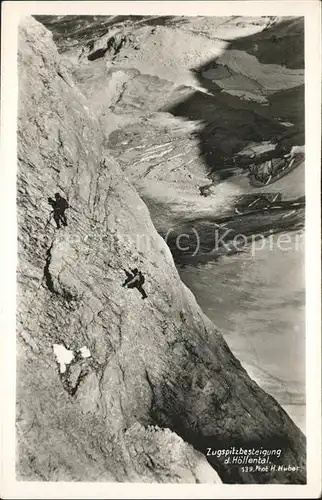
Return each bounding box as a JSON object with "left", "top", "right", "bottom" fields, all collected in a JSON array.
[{"left": 1, "top": 1, "right": 321, "bottom": 496}]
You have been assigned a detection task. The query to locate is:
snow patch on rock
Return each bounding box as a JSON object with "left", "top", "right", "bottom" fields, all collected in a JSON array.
[
  {"left": 290, "top": 145, "right": 305, "bottom": 155},
  {"left": 204, "top": 49, "right": 303, "bottom": 97},
  {"left": 53, "top": 344, "right": 74, "bottom": 373}
]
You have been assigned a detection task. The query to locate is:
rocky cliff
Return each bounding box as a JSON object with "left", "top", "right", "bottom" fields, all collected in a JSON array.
[
  {"left": 35, "top": 15, "right": 304, "bottom": 240},
  {"left": 17, "top": 16, "right": 306, "bottom": 484}
]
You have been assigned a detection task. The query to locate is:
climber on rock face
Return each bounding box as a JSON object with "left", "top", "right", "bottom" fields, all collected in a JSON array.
[
  {"left": 48, "top": 192, "right": 69, "bottom": 229},
  {"left": 122, "top": 268, "right": 147, "bottom": 300}
]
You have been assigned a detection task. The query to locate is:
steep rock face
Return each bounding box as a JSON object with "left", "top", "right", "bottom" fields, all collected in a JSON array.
[{"left": 17, "top": 17, "right": 305, "bottom": 484}]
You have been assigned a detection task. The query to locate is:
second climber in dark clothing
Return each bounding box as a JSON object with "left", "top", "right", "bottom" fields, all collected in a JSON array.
[
  {"left": 48, "top": 193, "right": 69, "bottom": 229},
  {"left": 122, "top": 268, "right": 147, "bottom": 300}
]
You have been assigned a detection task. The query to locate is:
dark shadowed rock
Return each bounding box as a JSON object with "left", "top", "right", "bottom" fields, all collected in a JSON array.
[{"left": 17, "top": 17, "right": 305, "bottom": 484}]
